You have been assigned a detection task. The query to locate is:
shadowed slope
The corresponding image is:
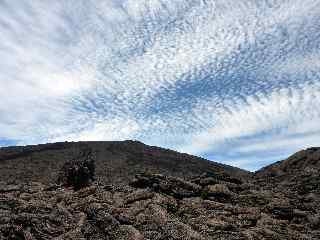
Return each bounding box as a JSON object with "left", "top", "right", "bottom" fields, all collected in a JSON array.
[
  {"left": 0, "top": 141, "right": 250, "bottom": 185},
  {"left": 0, "top": 143, "right": 320, "bottom": 239},
  {"left": 254, "top": 147, "right": 320, "bottom": 195},
  {"left": 255, "top": 147, "right": 320, "bottom": 177},
  {"left": 1, "top": 146, "right": 320, "bottom": 239}
]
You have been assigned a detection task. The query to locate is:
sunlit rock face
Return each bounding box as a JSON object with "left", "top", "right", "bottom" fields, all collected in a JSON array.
[{"left": 1, "top": 0, "right": 320, "bottom": 170}]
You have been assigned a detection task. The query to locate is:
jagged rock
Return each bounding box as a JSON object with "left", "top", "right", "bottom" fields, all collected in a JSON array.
[
  {"left": 0, "top": 143, "right": 319, "bottom": 239},
  {"left": 271, "top": 206, "right": 294, "bottom": 221},
  {"left": 117, "top": 225, "right": 144, "bottom": 240},
  {"left": 206, "top": 219, "right": 235, "bottom": 231},
  {"left": 125, "top": 190, "right": 154, "bottom": 204},
  {"left": 308, "top": 214, "right": 320, "bottom": 230},
  {"left": 0, "top": 182, "right": 20, "bottom": 193},
  {"left": 0, "top": 173, "right": 318, "bottom": 239},
  {"left": 130, "top": 173, "right": 201, "bottom": 199},
  {"left": 57, "top": 149, "right": 95, "bottom": 190},
  {"left": 205, "top": 184, "right": 234, "bottom": 202}
]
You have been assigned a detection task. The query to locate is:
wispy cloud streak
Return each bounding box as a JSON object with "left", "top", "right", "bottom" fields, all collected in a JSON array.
[{"left": 0, "top": 0, "right": 319, "bottom": 170}]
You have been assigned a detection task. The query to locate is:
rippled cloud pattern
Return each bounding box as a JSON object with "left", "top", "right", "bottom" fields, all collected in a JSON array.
[{"left": 0, "top": 0, "right": 320, "bottom": 170}]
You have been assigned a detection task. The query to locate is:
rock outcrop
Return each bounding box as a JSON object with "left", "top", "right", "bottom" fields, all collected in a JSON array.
[
  {"left": 0, "top": 142, "right": 319, "bottom": 239},
  {"left": 0, "top": 170, "right": 319, "bottom": 239},
  {"left": 57, "top": 149, "right": 95, "bottom": 190}
]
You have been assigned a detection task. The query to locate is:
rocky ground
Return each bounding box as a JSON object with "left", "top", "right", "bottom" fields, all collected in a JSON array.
[
  {"left": 0, "top": 141, "right": 250, "bottom": 186},
  {"left": 0, "top": 143, "right": 319, "bottom": 239}
]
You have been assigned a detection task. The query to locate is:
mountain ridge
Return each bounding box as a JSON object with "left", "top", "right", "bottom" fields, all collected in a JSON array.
[
  {"left": 0, "top": 141, "right": 319, "bottom": 239},
  {"left": 0, "top": 140, "right": 251, "bottom": 185}
]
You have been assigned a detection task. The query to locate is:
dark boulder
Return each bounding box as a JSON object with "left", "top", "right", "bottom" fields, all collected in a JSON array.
[{"left": 57, "top": 149, "right": 95, "bottom": 190}]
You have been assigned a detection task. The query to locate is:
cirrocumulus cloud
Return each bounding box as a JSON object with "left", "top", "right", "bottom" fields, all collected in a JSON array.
[{"left": 0, "top": 0, "right": 320, "bottom": 170}]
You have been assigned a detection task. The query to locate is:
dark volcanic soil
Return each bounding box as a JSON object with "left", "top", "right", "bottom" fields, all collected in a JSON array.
[
  {"left": 0, "top": 141, "right": 250, "bottom": 185},
  {"left": 0, "top": 142, "right": 319, "bottom": 239}
]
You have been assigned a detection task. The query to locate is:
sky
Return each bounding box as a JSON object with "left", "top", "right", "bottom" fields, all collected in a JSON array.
[{"left": 0, "top": 0, "right": 320, "bottom": 171}]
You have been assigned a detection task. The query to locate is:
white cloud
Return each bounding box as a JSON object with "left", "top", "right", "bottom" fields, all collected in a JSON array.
[
  {"left": 273, "top": 52, "right": 320, "bottom": 75},
  {"left": 162, "top": 80, "right": 320, "bottom": 162},
  {"left": 0, "top": 0, "right": 320, "bottom": 170}
]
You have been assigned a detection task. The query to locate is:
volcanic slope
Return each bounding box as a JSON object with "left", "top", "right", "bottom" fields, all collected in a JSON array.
[
  {"left": 0, "top": 142, "right": 319, "bottom": 239},
  {"left": 0, "top": 141, "right": 250, "bottom": 185}
]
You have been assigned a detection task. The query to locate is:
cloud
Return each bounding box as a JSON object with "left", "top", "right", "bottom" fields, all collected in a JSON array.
[
  {"left": 0, "top": 0, "right": 320, "bottom": 170},
  {"left": 175, "top": 80, "right": 320, "bottom": 152}
]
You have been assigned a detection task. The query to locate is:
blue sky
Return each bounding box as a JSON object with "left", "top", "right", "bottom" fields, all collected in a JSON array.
[{"left": 0, "top": 0, "right": 320, "bottom": 171}]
